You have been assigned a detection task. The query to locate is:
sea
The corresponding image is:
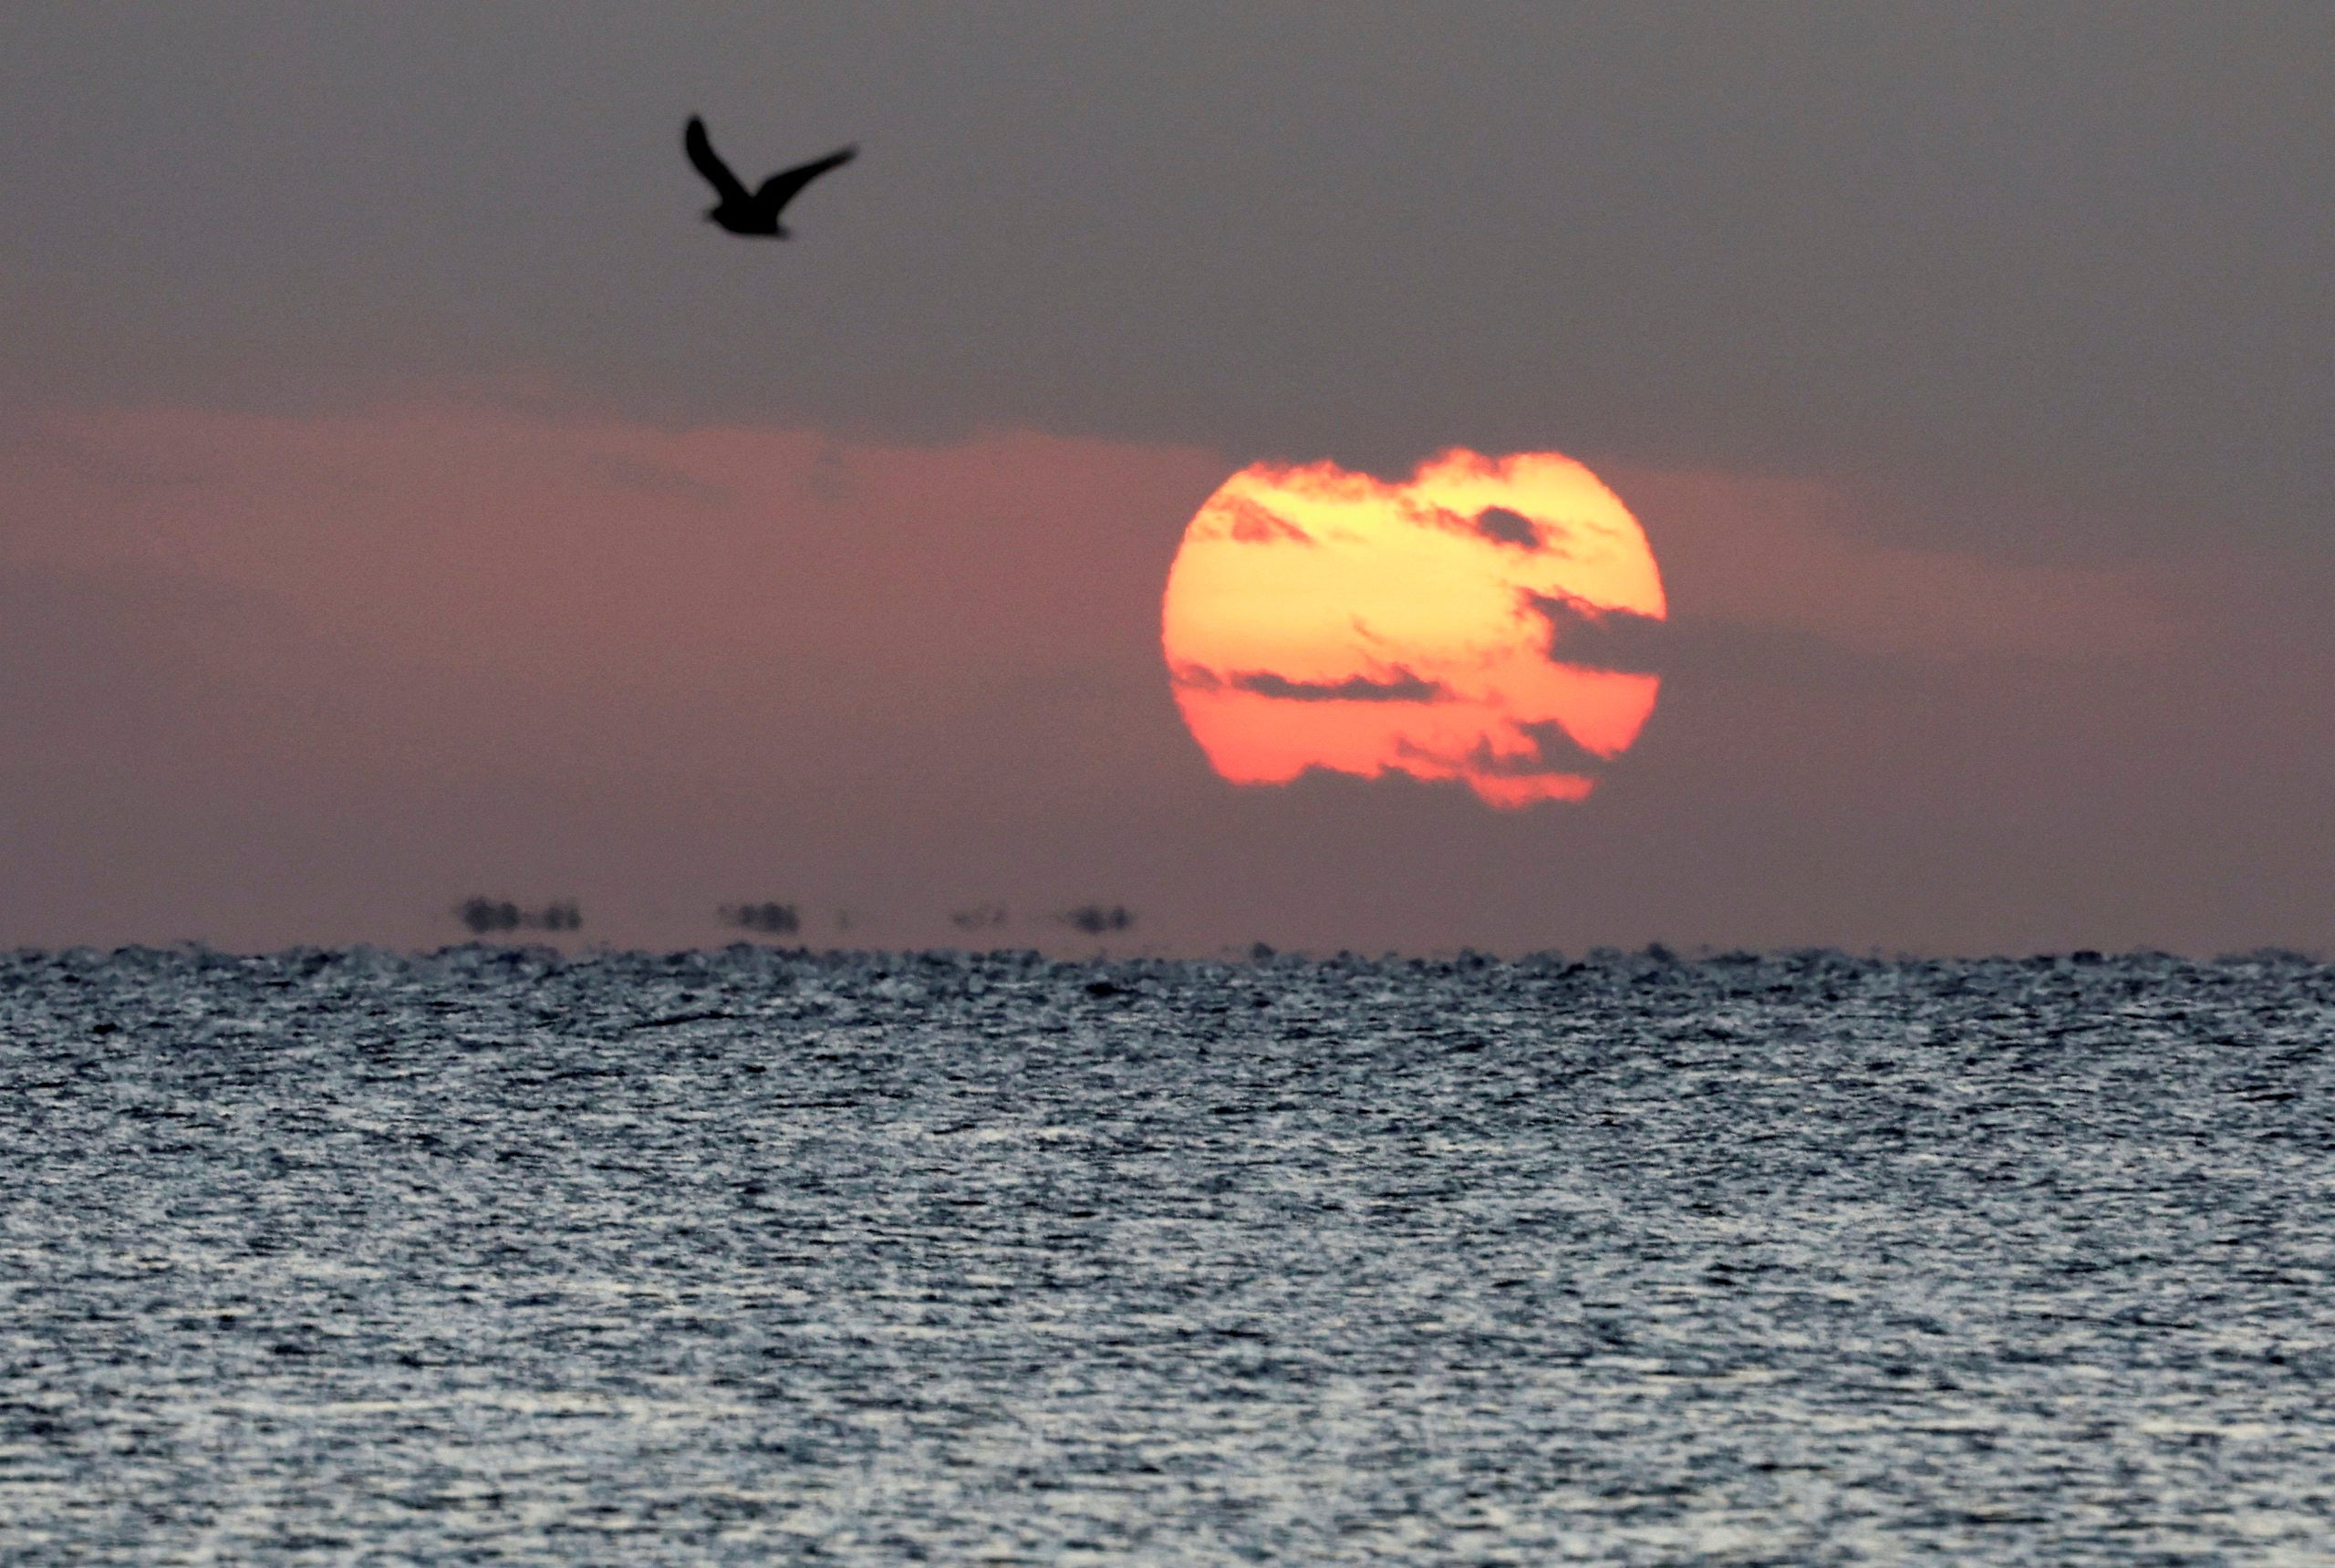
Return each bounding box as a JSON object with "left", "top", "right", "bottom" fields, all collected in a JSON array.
[{"left": 4, "top": 944, "right": 2331, "bottom": 1563}]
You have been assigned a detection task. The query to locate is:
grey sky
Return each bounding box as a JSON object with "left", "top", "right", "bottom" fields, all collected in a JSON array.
[
  {"left": 5, "top": 3, "right": 2328, "bottom": 556},
  {"left": 1, "top": 3, "right": 2330, "bottom": 956}
]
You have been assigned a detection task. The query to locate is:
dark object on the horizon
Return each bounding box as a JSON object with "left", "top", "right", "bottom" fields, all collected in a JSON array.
[
  {"left": 950, "top": 904, "right": 1009, "bottom": 932},
  {"left": 721, "top": 902, "right": 800, "bottom": 936},
  {"left": 456, "top": 898, "right": 582, "bottom": 935},
  {"left": 1062, "top": 904, "right": 1134, "bottom": 936},
  {"left": 684, "top": 116, "right": 856, "bottom": 237}
]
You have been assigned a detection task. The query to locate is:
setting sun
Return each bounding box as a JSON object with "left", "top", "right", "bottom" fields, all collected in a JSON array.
[{"left": 1161, "top": 449, "right": 1666, "bottom": 806}]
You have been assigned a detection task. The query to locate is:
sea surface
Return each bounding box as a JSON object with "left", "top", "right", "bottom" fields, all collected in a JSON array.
[{"left": 4, "top": 944, "right": 2333, "bottom": 1563}]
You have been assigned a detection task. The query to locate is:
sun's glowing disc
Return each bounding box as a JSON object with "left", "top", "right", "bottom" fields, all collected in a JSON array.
[{"left": 1160, "top": 448, "right": 1666, "bottom": 807}]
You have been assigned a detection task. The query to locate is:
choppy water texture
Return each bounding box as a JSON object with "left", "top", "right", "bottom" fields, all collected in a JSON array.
[{"left": 5, "top": 946, "right": 2334, "bottom": 1563}]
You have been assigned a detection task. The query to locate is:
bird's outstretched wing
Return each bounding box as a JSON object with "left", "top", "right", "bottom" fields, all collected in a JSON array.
[
  {"left": 756, "top": 146, "right": 857, "bottom": 216},
  {"left": 684, "top": 117, "right": 751, "bottom": 205}
]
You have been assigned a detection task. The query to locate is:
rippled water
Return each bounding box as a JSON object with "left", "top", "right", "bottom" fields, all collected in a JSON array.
[{"left": 4, "top": 945, "right": 2332, "bottom": 1563}]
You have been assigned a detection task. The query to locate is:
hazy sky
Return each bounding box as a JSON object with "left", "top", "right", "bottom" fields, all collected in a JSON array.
[{"left": 3, "top": 3, "right": 2330, "bottom": 955}]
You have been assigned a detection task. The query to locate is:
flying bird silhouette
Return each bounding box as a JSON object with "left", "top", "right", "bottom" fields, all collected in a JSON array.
[{"left": 684, "top": 116, "right": 856, "bottom": 238}]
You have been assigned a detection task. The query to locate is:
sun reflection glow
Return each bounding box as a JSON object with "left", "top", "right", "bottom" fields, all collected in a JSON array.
[{"left": 1161, "top": 449, "right": 1666, "bottom": 806}]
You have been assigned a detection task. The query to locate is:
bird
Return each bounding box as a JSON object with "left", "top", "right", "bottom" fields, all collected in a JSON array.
[{"left": 684, "top": 116, "right": 856, "bottom": 238}]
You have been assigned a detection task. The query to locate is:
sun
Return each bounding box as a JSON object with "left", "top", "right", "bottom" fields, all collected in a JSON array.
[{"left": 1160, "top": 448, "right": 1666, "bottom": 806}]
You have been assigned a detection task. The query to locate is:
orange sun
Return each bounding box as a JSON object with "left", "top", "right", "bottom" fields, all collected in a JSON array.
[{"left": 1160, "top": 448, "right": 1666, "bottom": 806}]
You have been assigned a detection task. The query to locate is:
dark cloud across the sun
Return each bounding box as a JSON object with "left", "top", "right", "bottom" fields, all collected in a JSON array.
[
  {"left": 1219, "top": 497, "right": 1316, "bottom": 547},
  {"left": 1224, "top": 668, "right": 1450, "bottom": 704},
  {"left": 1470, "top": 507, "right": 1543, "bottom": 551},
  {"left": 1521, "top": 590, "right": 1666, "bottom": 677}
]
